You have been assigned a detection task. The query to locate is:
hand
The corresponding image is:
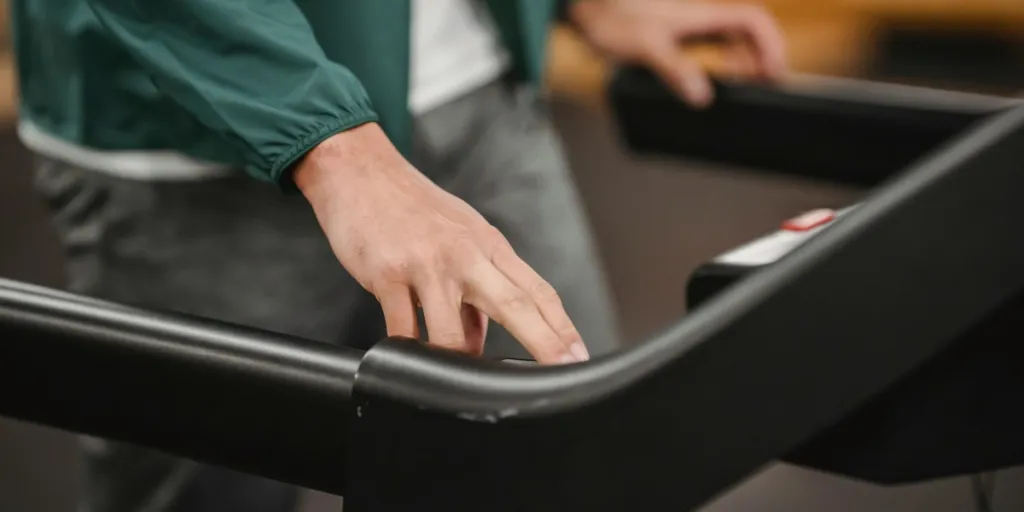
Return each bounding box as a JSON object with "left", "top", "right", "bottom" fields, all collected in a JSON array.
[
  {"left": 294, "top": 123, "right": 590, "bottom": 365},
  {"left": 570, "top": 0, "right": 788, "bottom": 108}
]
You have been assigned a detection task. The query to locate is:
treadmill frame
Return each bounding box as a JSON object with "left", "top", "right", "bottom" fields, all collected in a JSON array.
[{"left": 1, "top": 70, "right": 1023, "bottom": 511}]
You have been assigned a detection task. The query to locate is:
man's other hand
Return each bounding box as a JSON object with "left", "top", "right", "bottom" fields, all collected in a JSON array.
[
  {"left": 570, "top": 0, "right": 788, "bottom": 108},
  {"left": 294, "top": 123, "right": 590, "bottom": 365}
]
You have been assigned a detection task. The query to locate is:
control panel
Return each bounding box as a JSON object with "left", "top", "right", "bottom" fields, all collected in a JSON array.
[{"left": 687, "top": 205, "right": 857, "bottom": 308}]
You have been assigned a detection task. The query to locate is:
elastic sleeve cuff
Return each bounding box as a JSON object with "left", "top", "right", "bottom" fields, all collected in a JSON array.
[{"left": 263, "top": 109, "right": 380, "bottom": 192}]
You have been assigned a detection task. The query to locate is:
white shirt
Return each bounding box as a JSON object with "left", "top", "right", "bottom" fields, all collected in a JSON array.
[
  {"left": 408, "top": 0, "right": 509, "bottom": 115},
  {"left": 20, "top": 0, "right": 510, "bottom": 180}
]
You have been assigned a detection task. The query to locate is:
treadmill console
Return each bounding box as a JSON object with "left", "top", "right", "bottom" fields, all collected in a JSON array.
[
  {"left": 685, "top": 205, "right": 1024, "bottom": 485},
  {"left": 688, "top": 206, "right": 857, "bottom": 308}
]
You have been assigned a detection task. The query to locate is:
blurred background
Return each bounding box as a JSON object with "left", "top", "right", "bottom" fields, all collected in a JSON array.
[{"left": 2, "top": 1, "right": 1024, "bottom": 511}]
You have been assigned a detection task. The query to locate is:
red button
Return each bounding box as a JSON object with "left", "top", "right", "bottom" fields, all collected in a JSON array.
[{"left": 782, "top": 208, "right": 836, "bottom": 232}]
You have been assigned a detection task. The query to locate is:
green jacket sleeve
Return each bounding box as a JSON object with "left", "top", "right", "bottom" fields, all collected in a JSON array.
[{"left": 86, "top": 0, "right": 378, "bottom": 186}]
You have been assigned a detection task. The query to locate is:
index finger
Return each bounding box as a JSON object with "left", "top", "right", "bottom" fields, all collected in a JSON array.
[
  {"left": 489, "top": 241, "right": 589, "bottom": 361},
  {"left": 462, "top": 260, "right": 580, "bottom": 365}
]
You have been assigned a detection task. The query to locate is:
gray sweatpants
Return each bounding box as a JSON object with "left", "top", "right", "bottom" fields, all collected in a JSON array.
[{"left": 32, "top": 81, "right": 621, "bottom": 512}]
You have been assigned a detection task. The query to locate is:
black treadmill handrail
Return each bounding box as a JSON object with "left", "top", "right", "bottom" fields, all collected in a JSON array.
[
  {"left": 0, "top": 280, "right": 359, "bottom": 391},
  {"left": 2, "top": 80, "right": 1023, "bottom": 507},
  {"left": 344, "top": 103, "right": 1024, "bottom": 511},
  {"left": 777, "top": 73, "right": 1022, "bottom": 112},
  {"left": 609, "top": 66, "right": 1021, "bottom": 187},
  {"left": 0, "top": 277, "right": 362, "bottom": 494},
  {"left": 354, "top": 104, "right": 1024, "bottom": 416}
]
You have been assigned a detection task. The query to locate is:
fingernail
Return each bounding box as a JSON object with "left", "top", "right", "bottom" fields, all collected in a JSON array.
[
  {"left": 570, "top": 341, "right": 590, "bottom": 362},
  {"left": 559, "top": 353, "right": 577, "bottom": 365}
]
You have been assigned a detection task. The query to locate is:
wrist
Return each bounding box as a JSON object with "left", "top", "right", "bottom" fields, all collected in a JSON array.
[{"left": 293, "top": 122, "right": 406, "bottom": 202}]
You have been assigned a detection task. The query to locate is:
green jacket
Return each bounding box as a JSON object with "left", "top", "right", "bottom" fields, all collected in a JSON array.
[{"left": 11, "top": 0, "right": 561, "bottom": 186}]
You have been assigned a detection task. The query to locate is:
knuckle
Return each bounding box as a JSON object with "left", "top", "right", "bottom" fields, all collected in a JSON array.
[
  {"left": 531, "top": 281, "right": 562, "bottom": 304},
  {"left": 538, "top": 335, "right": 569, "bottom": 358},
  {"left": 481, "top": 231, "right": 515, "bottom": 262},
  {"left": 557, "top": 325, "right": 582, "bottom": 345},
  {"left": 500, "top": 292, "right": 534, "bottom": 313},
  {"left": 431, "top": 330, "right": 465, "bottom": 348},
  {"left": 372, "top": 253, "right": 413, "bottom": 283},
  {"left": 452, "top": 229, "right": 480, "bottom": 252},
  {"left": 408, "top": 241, "right": 438, "bottom": 261},
  {"left": 444, "top": 231, "right": 484, "bottom": 266},
  {"left": 407, "top": 243, "right": 444, "bottom": 273},
  {"left": 480, "top": 225, "right": 510, "bottom": 250}
]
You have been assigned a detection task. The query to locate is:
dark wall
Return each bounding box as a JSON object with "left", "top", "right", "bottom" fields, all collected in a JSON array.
[
  {"left": 0, "top": 128, "right": 64, "bottom": 286},
  {"left": 0, "top": 128, "right": 78, "bottom": 512}
]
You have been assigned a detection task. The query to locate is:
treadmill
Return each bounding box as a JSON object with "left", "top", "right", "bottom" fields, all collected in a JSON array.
[
  {"left": 2, "top": 67, "right": 1023, "bottom": 511},
  {"left": 611, "top": 66, "right": 1024, "bottom": 488}
]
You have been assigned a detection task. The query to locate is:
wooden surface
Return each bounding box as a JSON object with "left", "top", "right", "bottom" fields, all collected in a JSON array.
[
  {"left": 0, "top": 53, "right": 15, "bottom": 125},
  {"left": 544, "top": 13, "right": 876, "bottom": 108},
  {"left": 843, "top": 0, "right": 1024, "bottom": 27},
  {"left": 0, "top": 0, "right": 12, "bottom": 124}
]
